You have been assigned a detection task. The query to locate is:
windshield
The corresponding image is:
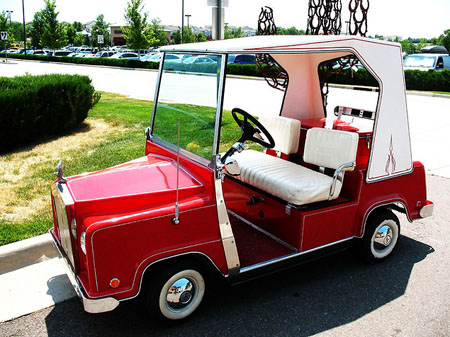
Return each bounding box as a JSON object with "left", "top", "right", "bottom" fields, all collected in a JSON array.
[
  {"left": 152, "top": 53, "right": 223, "bottom": 160},
  {"left": 404, "top": 55, "right": 436, "bottom": 68}
]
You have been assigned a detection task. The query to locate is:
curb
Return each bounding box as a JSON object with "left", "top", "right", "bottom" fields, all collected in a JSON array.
[{"left": 0, "top": 233, "right": 57, "bottom": 275}]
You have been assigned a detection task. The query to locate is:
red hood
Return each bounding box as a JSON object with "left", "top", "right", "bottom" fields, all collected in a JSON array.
[{"left": 67, "top": 155, "right": 202, "bottom": 203}]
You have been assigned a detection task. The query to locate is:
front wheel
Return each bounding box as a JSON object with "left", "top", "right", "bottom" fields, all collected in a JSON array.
[
  {"left": 358, "top": 210, "right": 400, "bottom": 263},
  {"left": 146, "top": 263, "right": 206, "bottom": 320}
]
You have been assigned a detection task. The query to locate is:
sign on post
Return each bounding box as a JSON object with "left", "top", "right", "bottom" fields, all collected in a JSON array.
[
  {"left": 98, "top": 35, "right": 104, "bottom": 44},
  {"left": 0, "top": 31, "right": 7, "bottom": 41}
]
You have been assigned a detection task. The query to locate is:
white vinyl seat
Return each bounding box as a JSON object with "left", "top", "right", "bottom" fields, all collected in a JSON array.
[{"left": 231, "top": 125, "right": 359, "bottom": 206}]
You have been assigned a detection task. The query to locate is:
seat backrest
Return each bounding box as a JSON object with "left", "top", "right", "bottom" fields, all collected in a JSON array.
[
  {"left": 259, "top": 115, "right": 301, "bottom": 155},
  {"left": 303, "top": 128, "right": 358, "bottom": 170}
]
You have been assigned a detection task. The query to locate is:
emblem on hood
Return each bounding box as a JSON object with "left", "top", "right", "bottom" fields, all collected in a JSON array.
[{"left": 54, "top": 160, "right": 67, "bottom": 183}]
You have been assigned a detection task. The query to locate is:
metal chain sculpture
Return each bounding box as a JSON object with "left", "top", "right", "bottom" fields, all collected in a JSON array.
[
  {"left": 306, "top": 0, "right": 342, "bottom": 35},
  {"left": 308, "top": 0, "right": 370, "bottom": 110},
  {"left": 255, "top": 1, "right": 369, "bottom": 100},
  {"left": 255, "top": 7, "right": 289, "bottom": 91}
]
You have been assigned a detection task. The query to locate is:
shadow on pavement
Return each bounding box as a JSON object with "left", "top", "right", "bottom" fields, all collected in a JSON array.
[{"left": 44, "top": 235, "right": 433, "bottom": 337}]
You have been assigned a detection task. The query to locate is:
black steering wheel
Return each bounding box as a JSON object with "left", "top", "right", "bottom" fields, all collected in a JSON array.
[
  {"left": 221, "top": 108, "right": 275, "bottom": 164},
  {"left": 231, "top": 108, "right": 275, "bottom": 148}
]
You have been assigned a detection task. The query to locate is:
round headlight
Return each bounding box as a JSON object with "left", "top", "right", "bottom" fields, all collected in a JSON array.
[
  {"left": 80, "top": 232, "right": 86, "bottom": 255},
  {"left": 71, "top": 218, "right": 77, "bottom": 239}
]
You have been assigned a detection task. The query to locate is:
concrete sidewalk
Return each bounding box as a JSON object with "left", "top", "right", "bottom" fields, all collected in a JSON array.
[{"left": 0, "top": 235, "right": 76, "bottom": 322}]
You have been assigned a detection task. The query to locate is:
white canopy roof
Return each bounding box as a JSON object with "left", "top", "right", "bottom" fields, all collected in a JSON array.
[
  {"left": 161, "top": 35, "right": 412, "bottom": 183},
  {"left": 160, "top": 35, "right": 399, "bottom": 54}
]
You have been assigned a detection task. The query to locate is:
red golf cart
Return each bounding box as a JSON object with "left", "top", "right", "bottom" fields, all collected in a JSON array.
[{"left": 50, "top": 35, "right": 433, "bottom": 320}]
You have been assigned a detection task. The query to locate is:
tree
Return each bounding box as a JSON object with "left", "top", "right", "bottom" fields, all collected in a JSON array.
[
  {"left": 91, "top": 14, "right": 110, "bottom": 47},
  {"left": 172, "top": 29, "right": 181, "bottom": 44},
  {"left": 416, "top": 38, "right": 428, "bottom": 51},
  {"left": 147, "top": 18, "right": 168, "bottom": 48},
  {"left": 30, "top": 10, "right": 45, "bottom": 49},
  {"left": 122, "top": 0, "right": 154, "bottom": 50},
  {"left": 0, "top": 12, "right": 15, "bottom": 48},
  {"left": 0, "top": 12, "right": 7, "bottom": 31},
  {"left": 437, "top": 29, "right": 450, "bottom": 52},
  {"left": 278, "top": 26, "right": 306, "bottom": 35},
  {"left": 196, "top": 32, "right": 207, "bottom": 42},
  {"left": 73, "top": 33, "right": 84, "bottom": 46},
  {"left": 73, "top": 21, "right": 84, "bottom": 32},
  {"left": 401, "top": 39, "right": 416, "bottom": 54},
  {"left": 41, "top": 0, "right": 67, "bottom": 49},
  {"left": 224, "top": 24, "right": 247, "bottom": 39},
  {"left": 65, "top": 23, "right": 77, "bottom": 45}
]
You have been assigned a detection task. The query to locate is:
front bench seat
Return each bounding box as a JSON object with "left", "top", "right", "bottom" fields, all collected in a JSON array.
[{"left": 231, "top": 126, "right": 359, "bottom": 206}]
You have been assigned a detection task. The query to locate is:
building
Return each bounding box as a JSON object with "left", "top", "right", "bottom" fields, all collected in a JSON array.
[{"left": 110, "top": 24, "right": 126, "bottom": 46}]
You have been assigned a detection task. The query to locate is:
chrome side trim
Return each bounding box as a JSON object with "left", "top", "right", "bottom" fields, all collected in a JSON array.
[
  {"left": 240, "top": 237, "right": 353, "bottom": 273},
  {"left": 90, "top": 204, "right": 217, "bottom": 292},
  {"left": 120, "top": 251, "right": 226, "bottom": 303},
  {"left": 419, "top": 203, "right": 434, "bottom": 218},
  {"left": 50, "top": 230, "right": 119, "bottom": 313},
  {"left": 228, "top": 210, "right": 298, "bottom": 252},
  {"left": 359, "top": 200, "right": 411, "bottom": 238},
  {"left": 214, "top": 178, "right": 241, "bottom": 275}
]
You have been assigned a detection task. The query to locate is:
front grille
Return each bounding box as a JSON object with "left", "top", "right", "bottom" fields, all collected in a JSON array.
[{"left": 51, "top": 183, "right": 75, "bottom": 269}]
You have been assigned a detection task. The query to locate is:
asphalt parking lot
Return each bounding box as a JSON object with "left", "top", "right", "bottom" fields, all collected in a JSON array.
[{"left": 0, "top": 60, "right": 449, "bottom": 336}]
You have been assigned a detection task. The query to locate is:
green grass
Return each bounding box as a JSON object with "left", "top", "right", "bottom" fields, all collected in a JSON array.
[{"left": 0, "top": 92, "right": 252, "bottom": 246}]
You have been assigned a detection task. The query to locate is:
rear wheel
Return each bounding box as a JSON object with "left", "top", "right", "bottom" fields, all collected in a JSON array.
[
  {"left": 146, "top": 263, "right": 205, "bottom": 320},
  {"left": 359, "top": 210, "right": 400, "bottom": 263}
]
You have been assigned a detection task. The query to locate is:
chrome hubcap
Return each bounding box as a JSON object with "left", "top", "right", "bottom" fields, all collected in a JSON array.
[
  {"left": 374, "top": 225, "right": 393, "bottom": 250},
  {"left": 166, "top": 277, "right": 195, "bottom": 310}
]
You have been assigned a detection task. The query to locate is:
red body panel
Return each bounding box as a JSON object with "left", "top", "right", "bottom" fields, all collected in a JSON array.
[{"left": 50, "top": 122, "right": 430, "bottom": 303}]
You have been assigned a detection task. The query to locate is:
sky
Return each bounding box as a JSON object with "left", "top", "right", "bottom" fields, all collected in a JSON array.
[{"left": 1, "top": 0, "right": 449, "bottom": 39}]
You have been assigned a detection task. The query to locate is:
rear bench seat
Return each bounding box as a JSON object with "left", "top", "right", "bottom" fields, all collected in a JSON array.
[{"left": 230, "top": 116, "right": 358, "bottom": 206}]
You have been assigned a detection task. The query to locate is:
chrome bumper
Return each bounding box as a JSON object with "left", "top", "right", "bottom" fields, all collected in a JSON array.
[{"left": 50, "top": 230, "right": 119, "bottom": 313}]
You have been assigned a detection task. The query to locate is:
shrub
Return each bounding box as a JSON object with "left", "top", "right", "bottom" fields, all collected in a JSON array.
[{"left": 0, "top": 74, "right": 100, "bottom": 153}]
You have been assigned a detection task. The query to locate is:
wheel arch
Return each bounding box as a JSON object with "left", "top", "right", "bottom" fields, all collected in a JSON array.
[
  {"left": 125, "top": 252, "right": 225, "bottom": 302},
  {"left": 359, "top": 199, "right": 410, "bottom": 239}
]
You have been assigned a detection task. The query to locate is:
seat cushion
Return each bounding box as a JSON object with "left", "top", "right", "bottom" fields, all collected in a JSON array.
[
  {"left": 259, "top": 115, "right": 301, "bottom": 155},
  {"left": 303, "top": 128, "right": 358, "bottom": 170},
  {"left": 231, "top": 150, "right": 342, "bottom": 205}
]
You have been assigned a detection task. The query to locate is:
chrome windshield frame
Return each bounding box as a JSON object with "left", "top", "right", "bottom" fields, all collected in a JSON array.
[{"left": 149, "top": 52, "right": 227, "bottom": 167}]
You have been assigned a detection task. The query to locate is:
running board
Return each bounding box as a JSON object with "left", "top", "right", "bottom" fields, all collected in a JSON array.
[{"left": 228, "top": 210, "right": 298, "bottom": 253}]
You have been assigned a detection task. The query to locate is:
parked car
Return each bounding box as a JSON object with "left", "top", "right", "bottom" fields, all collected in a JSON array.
[
  {"left": 403, "top": 53, "right": 450, "bottom": 71},
  {"left": 110, "top": 52, "right": 140, "bottom": 60},
  {"left": 51, "top": 35, "right": 433, "bottom": 321},
  {"left": 182, "top": 55, "right": 216, "bottom": 64},
  {"left": 227, "top": 54, "right": 236, "bottom": 64},
  {"left": 93, "top": 51, "right": 115, "bottom": 58},
  {"left": 233, "top": 54, "right": 256, "bottom": 64},
  {"left": 142, "top": 53, "right": 181, "bottom": 63},
  {"left": 52, "top": 50, "right": 73, "bottom": 57}
]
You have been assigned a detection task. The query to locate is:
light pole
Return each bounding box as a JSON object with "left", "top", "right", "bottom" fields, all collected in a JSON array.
[
  {"left": 216, "top": 0, "right": 221, "bottom": 40},
  {"left": 181, "top": 0, "right": 184, "bottom": 43},
  {"left": 185, "top": 14, "right": 191, "bottom": 30},
  {"left": 22, "top": 0, "right": 26, "bottom": 53},
  {"left": 6, "top": 10, "right": 13, "bottom": 24},
  {"left": 5, "top": 10, "right": 13, "bottom": 61}
]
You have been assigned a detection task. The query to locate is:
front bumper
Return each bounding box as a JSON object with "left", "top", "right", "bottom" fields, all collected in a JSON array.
[{"left": 50, "top": 229, "right": 119, "bottom": 313}]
